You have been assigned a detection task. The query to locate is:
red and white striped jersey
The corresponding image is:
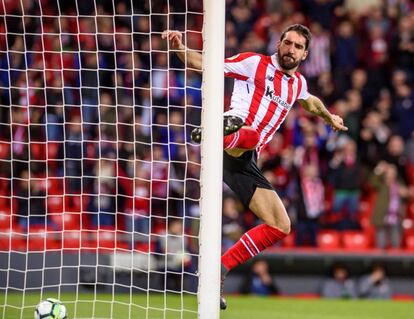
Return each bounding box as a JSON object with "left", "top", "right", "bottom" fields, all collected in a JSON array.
[{"left": 224, "top": 52, "right": 310, "bottom": 154}]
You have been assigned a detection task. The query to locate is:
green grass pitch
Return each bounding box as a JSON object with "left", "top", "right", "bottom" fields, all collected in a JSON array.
[{"left": 1, "top": 293, "right": 414, "bottom": 319}]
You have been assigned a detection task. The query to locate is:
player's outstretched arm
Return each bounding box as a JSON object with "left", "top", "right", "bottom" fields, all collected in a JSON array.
[
  {"left": 299, "top": 95, "right": 348, "bottom": 132},
  {"left": 161, "top": 30, "right": 202, "bottom": 72}
]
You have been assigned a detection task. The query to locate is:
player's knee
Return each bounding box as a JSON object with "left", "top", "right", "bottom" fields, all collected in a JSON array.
[
  {"left": 266, "top": 215, "right": 291, "bottom": 235},
  {"left": 276, "top": 218, "right": 291, "bottom": 235},
  {"left": 275, "top": 206, "right": 291, "bottom": 234}
]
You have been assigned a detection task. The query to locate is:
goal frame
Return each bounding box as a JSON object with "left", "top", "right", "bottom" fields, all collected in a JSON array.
[{"left": 198, "top": 0, "right": 225, "bottom": 318}]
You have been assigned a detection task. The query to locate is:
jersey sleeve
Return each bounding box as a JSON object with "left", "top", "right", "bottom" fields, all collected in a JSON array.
[
  {"left": 224, "top": 52, "right": 261, "bottom": 81},
  {"left": 297, "top": 74, "right": 310, "bottom": 100}
]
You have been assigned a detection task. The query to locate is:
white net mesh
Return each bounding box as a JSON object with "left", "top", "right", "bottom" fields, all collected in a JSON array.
[{"left": 0, "top": 0, "right": 204, "bottom": 318}]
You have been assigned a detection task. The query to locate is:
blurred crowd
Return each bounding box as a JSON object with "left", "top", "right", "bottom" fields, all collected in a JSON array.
[
  {"left": 222, "top": 0, "right": 414, "bottom": 251},
  {"left": 0, "top": 0, "right": 413, "bottom": 258},
  {"left": 0, "top": 0, "right": 203, "bottom": 246}
]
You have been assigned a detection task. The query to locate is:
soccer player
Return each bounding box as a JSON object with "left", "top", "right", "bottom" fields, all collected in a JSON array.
[{"left": 162, "top": 24, "right": 348, "bottom": 309}]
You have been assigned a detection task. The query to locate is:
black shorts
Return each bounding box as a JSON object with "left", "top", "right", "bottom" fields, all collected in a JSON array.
[{"left": 223, "top": 150, "right": 274, "bottom": 208}]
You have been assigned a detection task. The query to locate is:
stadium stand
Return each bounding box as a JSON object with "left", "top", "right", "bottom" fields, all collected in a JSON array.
[{"left": 0, "top": 0, "right": 413, "bottom": 254}]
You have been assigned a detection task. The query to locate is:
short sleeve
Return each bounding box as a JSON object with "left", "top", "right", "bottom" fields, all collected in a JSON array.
[
  {"left": 297, "top": 74, "right": 310, "bottom": 100},
  {"left": 224, "top": 52, "right": 261, "bottom": 81}
]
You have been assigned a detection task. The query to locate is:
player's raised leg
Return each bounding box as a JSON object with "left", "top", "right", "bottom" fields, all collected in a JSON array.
[
  {"left": 220, "top": 188, "right": 290, "bottom": 309},
  {"left": 222, "top": 188, "right": 290, "bottom": 271}
]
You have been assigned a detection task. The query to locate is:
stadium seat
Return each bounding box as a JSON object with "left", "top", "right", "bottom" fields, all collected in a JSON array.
[
  {"left": 0, "top": 211, "right": 11, "bottom": 230},
  {"left": 28, "top": 232, "right": 61, "bottom": 252},
  {"left": 404, "top": 232, "right": 414, "bottom": 251},
  {"left": 406, "top": 162, "right": 414, "bottom": 185},
  {"left": 62, "top": 230, "right": 81, "bottom": 249},
  {"left": 50, "top": 212, "right": 81, "bottom": 230},
  {"left": 359, "top": 216, "right": 371, "bottom": 229},
  {"left": 317, "top": 230, "right": 341, "bottom": 250},
  {"left": 281, "top": 231, "right": 295, "bottom": 248},
  {"left": 63, "top": 213, "right": 81, "bottom": 230},
  {"left": 81, "top": 230, "right": 98, "bottom": 251},
  {"left": 28, "top": 234, "right": 45, "bottom": 251},
  {"left": 0, "top": 232, "right": 10, "bottom": 250},
  {"left": 116, "top": 239, "right": 129, "bottom": 251},
  {"left": 7, "top": 225, "right": 27, "bottom": 251},
  {"left": 0, "top": 230, "right": 27, "bottom": 251},
  {"left": 28, "top": 227, "right": 50, "bottom": 251},
  {"left": 11, "top": 236, "right": 26, "bottom": 251},
  {"left": 46, "top": 231, "right": 61, "bottom": 250},
  {"left": 359, "top": 199, "right": 372, "bottom": 220},
  {"left": 97, "top": 230, "right": 116, "bottom": 250},
  {"left": 342, "top": 231, "right": 371, "bottom": 250},
  {"left": 0, "top": 200, "right": 10, "bottom": 210},
  {"left": 406, "top": 202, "right": 414, "bottom": 220}
]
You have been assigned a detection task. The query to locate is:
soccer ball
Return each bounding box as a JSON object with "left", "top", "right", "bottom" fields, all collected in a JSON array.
[{"left": 34, "top": 298, "right": 67, "bottom": 319}]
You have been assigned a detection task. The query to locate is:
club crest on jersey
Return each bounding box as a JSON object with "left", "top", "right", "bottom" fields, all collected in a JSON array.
[{"left": 265, "top": 86, "right": 290, "bottom": 109}]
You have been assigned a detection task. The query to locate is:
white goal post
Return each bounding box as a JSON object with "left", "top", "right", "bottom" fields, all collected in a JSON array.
[
  {"left": 0, "top": 0, "right": 225, "bottom": 318},
  {"left": 198, "top": 0, "right": 225, "bottom": 318}
]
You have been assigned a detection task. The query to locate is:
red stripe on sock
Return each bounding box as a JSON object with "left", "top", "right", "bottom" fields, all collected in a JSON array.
[
  {"left": 221, "top": 224, "right": 287, "bottom": 271},
  {"left": 223, "top": 127, "right": 260, "bottom": 150},
  {"left": 223, "top": 132, "right": 238, "bottom": 149}
]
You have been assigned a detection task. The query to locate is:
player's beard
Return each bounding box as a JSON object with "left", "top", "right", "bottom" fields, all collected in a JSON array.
[{"left": 277, "top": 48, "right": 301, "bottom": 70}]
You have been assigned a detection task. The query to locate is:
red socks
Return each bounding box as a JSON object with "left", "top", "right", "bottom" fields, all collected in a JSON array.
[
  {"left": 223, "top": 127, "right": 260, "bottom": 150},
  {"left": 221, "top": 224, "right": 287, "bottom": 272}
]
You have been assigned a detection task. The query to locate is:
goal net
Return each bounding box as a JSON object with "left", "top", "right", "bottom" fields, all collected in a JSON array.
[{"left": 0, "top": 0, "right": 223, "bottom": 318}]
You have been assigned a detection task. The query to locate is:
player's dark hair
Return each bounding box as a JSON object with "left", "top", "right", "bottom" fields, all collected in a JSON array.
[{"left": 280, "top": 24, "right": 312, "bottom": 50}]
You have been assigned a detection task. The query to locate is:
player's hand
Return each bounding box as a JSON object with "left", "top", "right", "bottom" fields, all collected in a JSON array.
[
  {"left": 328, "top": 114, "right": 348, "bottom": 132},
  {"left": 161, "top": 30, "right": 185, "bottom": 50}
]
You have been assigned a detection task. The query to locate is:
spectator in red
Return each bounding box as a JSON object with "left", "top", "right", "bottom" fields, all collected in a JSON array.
[{"left": 291, "top": 163, "right": 325, "bottom": 247}]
